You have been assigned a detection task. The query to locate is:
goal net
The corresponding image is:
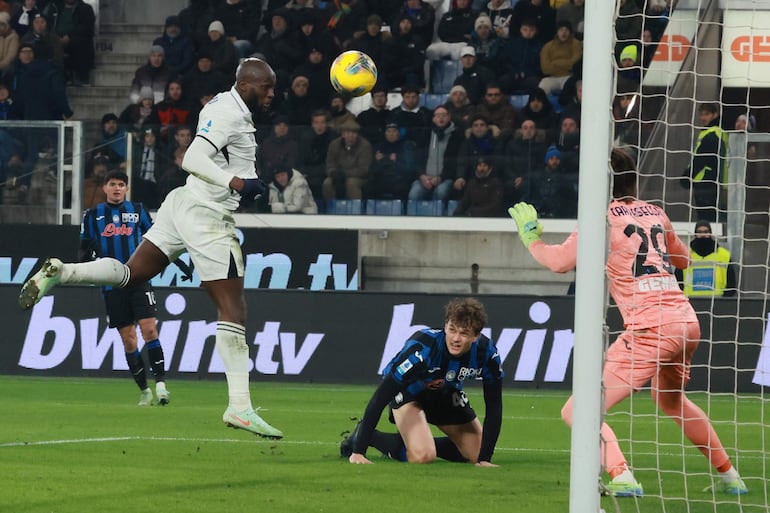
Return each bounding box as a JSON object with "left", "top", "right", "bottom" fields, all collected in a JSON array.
[{"left": 604, "top": 0, "right": 770, "bottom": 511}]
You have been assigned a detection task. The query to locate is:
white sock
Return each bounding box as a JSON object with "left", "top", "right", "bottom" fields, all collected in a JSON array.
[
  {"left": 215, "top": 321, "right": 253, "bottom": 411},
  {"left": 612, "top": 469, "right": 637, "bottom": 484},
  {"left": 61, "top": 258, "right": 130, "bottom": 286},
  {"left": 719, "top": 466, "right": 740, "bottom": 483}
]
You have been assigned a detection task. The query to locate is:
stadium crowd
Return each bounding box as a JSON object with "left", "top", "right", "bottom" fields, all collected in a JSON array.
[{"left": 0, "top": 0, "right": 718, "bottom": 216}]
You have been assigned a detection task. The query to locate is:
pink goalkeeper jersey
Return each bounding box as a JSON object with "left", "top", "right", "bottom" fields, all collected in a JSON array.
[{"left": 528, "top": 200, "right": 697, "bottom": 330}]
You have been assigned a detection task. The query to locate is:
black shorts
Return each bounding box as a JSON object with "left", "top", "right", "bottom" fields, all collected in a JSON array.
[
  {"left": 389, "top": 389, "right": 477, "bottom": 426},
  {"left": 103, "top": 283, "right": 157, "bottom": 329}
]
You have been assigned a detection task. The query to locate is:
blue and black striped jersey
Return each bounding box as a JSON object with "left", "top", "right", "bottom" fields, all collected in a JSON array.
[
  {"left": 80, "top": 201, "right": 152, "bottom": 290},
  {"left": 382, "top": 328, "right": 505, "bottom": 397}
]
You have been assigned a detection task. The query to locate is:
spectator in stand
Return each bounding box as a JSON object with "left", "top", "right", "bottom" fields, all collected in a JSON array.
[
  {"left": 186, "top": 91, "right": 215, "bottom": 132},
  {"left": 392, "top": 0, "right": 435, "bottom": 46},
  {"left": 297, "top": 8, "right": 338, "bottom": 58},
  {"left": 408, "top": 105, "right": 463, "bottom": 203},
  {"left": 444, "top": 84, "right": 474, "bottom": 128},
  {"left": 473, "top": 83, "right": 518, "bottom": 141},
  {"left": 45, "top": 0, "right": 95, "bottom": 86},
  {"left": 328, "top": 92, "right": 357, "bottom": 132},
  {"left": 495, "top": 18, "right": 542, "bottom": 94},
  {"left": 155, "top": 79, "right": 191, "bottom": 141},
  {"left": 453, "top": 155, "right": 504, "bottom": 217},
  {"left": 93, "top": 113, "right": 128, "bottom": 169},
  {"left": 129, "top": 45, "right": 174, "bottom": 105},
  {"left": 258, "top": 115, "right": 298, "bottom": 185},
  {"left": 467, "top": 14, "right": 499, "bottom": 71},
  {"left": 560, "top": 78, "right": 581, "bottom": 124},
  {"left": 364, "top": 120, "right": 417, "bottom": 201},
  {"left": 356, "top": 86, "right": 390, "bottom": 146},
  {"left": 390, "top": 85, "right": 432, "bottom": 147},
  {"left": 554, "top": 114, "right": 579, "bottom": 173},
  {"left": 511, "top": 0, "right": 556, "bottom": 44},
  {"left": 0, "top": 11, "right": 19, "bottom": 73},
  {"left": 613, "top": 91, "right": 640, "bottom": 148},
  {"left": 426, "top": 0, "right": 477, "bottom": 61},
  {"left": 166, "top": 124, "right": 193, "bottom": 161},
  {"left": 177, "top": 0, "right": 216, "bottom": 46},
  {"left": 294, "top": 44, "right": 335, "bottom": 111},
  {"left": 480, "top": 0, "right": 513, "bottom": 40},
  {"left": 644, "top": 0, "right": 673, "bottom": 43},
  {"left": 130, "top": 126, "right": 167, "bottom": 210},
  {"left": 455, "top": 114, "right": 502, "bottom": 198},
  {"left": 158, "top": 147, "right": 188, "bottom": 203},
  {"left": 556, "top": 0, "right": 584, "bottom": 40},
  {"left": 528, "top": 144, "right": 577, "bottom": 218},
  {"left": 181, "top": 50, "right": 228, "bottom": 106},
  {"left": 557, "top": 55, "right": 581, "bottom": 108},
  {"left": 538, "top": 20, "right": 582, "bottom": 95},
  {"left": 502, "top": 118, "right": 547, "bottom": 204},
  {"left": 390, "top": 13, "right": 427, "bottom": 89},
  {"left": 20, "top": 13, "right": 64, "bottom": 70},
  {"left": 348, "top": 14, "right": 394, "bottom": 89},
  {"left": 213, "top": 0, "right": 261, "bottom": 59},
  {"left": 279, "top": 73, "right": 320, "bottom": 127},
  {"left": 118, "top": 85, "right": 161, "bottom": 137},
  {"left": 325, "top": 0, "right": 367, "bottom": 51},
  {"left": 615, "top": 0, "right": 642, "bottom": 58},
  {"left": 364, "top": 0, "right": 401, "bottom": 24},
  {"left": 616, "top": 44, "right": 641, "bottom": 92},
  {"left": 153, "top": 15, "right": 195, "bottom": 77},
  {"left": 323, "top": 118, "right": 372, "bottom": 201},
  {"left": 0, "top": 126, "right": 26, "bottom": 203},
  {"left": 255, "top": 9, "right": 304, "bottom": 91},
  {"left": 453, "top": 45, "right": 495, "bottom": 105},
  {"left": 12, "top": 42, "right": 72, "bottom": 121},
  {"left": 200, "top": 20, "right": 239, "bottom": 77},
  {"left": 297, "top": 108, "right": 336, "bottom": 204},
  {"left": 0, "top": 80, "right": 16, "bottom": 119},
  {"left": 82, "top": 154, "right": 110, "bottom": 209},
  {"left": 520, "top": 87, "right": 557, "bottom": 135},
  {"left": 10, "top": 0, "right": 39, "bottom": 38},
  {"left": 268, "top": 163, "right": 319, "bottom": 214}
]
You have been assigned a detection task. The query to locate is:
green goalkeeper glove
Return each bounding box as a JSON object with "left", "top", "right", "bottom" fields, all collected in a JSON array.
[{"left": 508, "top": 202, "right": 543, "bottom": 249}]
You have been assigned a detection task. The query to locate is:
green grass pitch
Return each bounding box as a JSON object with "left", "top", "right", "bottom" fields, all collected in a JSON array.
[{"left": 0, "top": 376, "right": 766, "bottom": 513}]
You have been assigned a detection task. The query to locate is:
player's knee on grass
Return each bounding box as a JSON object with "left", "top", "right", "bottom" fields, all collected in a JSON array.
[
  {"left": 560, "top": 397, "right": 574, "bottom": 427},
  {"left": 406, "top": 445, "right": 437, "bottom": 464}
]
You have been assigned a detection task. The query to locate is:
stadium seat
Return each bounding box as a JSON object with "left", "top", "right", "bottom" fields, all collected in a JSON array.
[
  {"left": 429, "top": 60, "right": 462, "bottom": 94},
  {"left": 407, "top": 199, "right": 443, "bottom": 216},
  {"left": 548, "top": 94, "right": 564, "bottom": 113},
  {"left": 421, "top": 93, "right": 448, "bottom": 110},
  {"left": 366, "top": 199, "right": 404, "bottom": 216},
  {"left": 326, "top": 199, "right": 364, "bottom": 215},
  {"left": 347, "top": 93, "right": 371, "bottom": 116},
  {"left": 446, "top": 199, "right": 459, "bottom": 216}
]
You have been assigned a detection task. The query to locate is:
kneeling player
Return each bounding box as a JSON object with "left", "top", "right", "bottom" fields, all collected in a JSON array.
[{"left": 341, "top": 297, "right": 504, "bottom": 466}]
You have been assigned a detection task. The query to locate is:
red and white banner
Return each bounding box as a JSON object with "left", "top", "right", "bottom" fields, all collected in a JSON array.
[
  {"left": 722, "top": 10, "right": 770, "bottom": 87},
  {"left": 643, "top": 10, "right": 698, "bottom": 87}
]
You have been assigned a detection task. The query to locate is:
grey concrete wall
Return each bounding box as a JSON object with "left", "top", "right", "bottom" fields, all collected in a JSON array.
[{"left": 98, "top": 0, "right": 188, "bottom": 24}]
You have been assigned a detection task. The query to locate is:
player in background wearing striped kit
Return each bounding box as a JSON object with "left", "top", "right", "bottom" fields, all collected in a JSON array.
[
  {"left": 80, "top": 170, "right": 192, "bottom": 406},
  {"left": 19, "top": 58, "right": 283, "bottom": 439},
  {"left": 509, "top": 148, "right": 747, "bottom": 497}
]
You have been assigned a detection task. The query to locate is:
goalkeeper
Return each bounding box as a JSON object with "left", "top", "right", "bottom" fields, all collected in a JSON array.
[{"left": 509, "top": 148, "right": 748, "bottom": 497}]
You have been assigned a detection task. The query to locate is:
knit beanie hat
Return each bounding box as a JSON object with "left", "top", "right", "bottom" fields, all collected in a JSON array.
[{"left": 545, "top": 145, "right": 561, "bottom": 163}]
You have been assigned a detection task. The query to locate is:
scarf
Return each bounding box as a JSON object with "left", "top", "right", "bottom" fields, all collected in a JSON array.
[{"left": 327, "top": 0, "right": 353, "bottom": 29}]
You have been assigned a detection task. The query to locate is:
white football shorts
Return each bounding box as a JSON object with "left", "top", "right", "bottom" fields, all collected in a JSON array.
[{"left": 143, "top": 186, "right": 244, "bottom": 281}]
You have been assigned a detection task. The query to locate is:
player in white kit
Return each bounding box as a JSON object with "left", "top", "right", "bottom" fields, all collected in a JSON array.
[{"left": 19, "top": 58, "right": 283, "bottom": 439}]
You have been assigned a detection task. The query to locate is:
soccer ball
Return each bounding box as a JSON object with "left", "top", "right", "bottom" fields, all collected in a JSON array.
[{"left": 329, "top": 50, "right": 378, "bottom": 97}]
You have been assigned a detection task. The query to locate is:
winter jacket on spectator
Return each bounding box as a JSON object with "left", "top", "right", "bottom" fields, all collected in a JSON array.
[
  {"left": 0, "top": 15, "right": 19, "bottom": 72},
  {"left": 269, "top": 168, "right": 318, "bottom": 214},
  {"left": 153, "top": 16, "right": 195, "bottom": 76},
  {"left": 20, "top": 14, "right": 64, "bottom": 69},
  {"left": 511, "top": 0, "right": 556, "bottom": 43},
  {"left": 213, "top": 0, "right": 261, "bottom": 44},
  {"left": 539, "top": 28, "right": 582, "bottom": 78},
  {"left": 436, "top": 0, "right": 477, "bottom": 43},
  {"left": 14, "top": 56, "right": 72, "bottom": 119},
  {"left": 392, "top": 0, "right": 435, "bottom": 46},
  {"left": 480, "top": 0, "right": 513, "bottom": 39},
  {"left": 9, "top": 2, "right": 39, "bottom": 37}
]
